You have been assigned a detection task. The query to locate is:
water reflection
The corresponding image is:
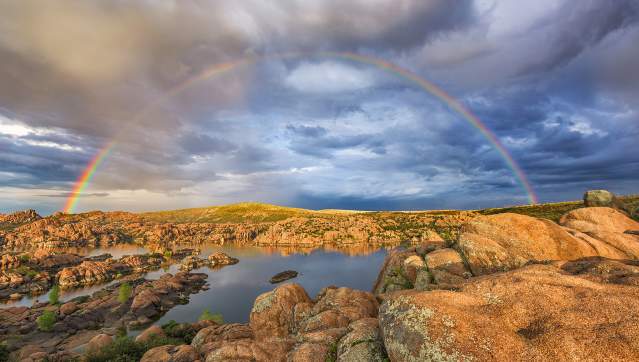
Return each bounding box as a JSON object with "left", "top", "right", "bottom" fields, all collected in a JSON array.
[{"left": 2, "top": 244, "right": 390, "bottom": 321}]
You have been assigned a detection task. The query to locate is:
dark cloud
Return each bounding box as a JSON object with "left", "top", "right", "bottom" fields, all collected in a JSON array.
[{"left": 0, "top": 0, "right": 638, "bottom": 213}]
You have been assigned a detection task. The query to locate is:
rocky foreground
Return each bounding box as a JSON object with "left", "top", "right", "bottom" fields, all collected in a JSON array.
[{"left": 0, "top": 190, "right": 638, "bottom": 361}]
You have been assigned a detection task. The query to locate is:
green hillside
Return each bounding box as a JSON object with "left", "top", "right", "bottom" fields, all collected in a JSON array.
[{"left": 140, "top": 202, "right": 332, "bottom": 224}]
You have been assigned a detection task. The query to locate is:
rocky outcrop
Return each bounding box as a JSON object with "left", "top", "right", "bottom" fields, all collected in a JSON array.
[
  {"left": 0, "top": 272, "right": 207, "bottom": 360},
  {"left": 129, "top": 272, "right": 207, "bottom": 325},
  {"left": 141, "top": 344, "right": 200, "bottom": 362},
  {"left": 456, "top": 211, "right": 634, "bottom": 275},
  {"left": 208, "top": 252, "right": 238, "bottom": 266},
  {"left": 379, "top": 259, "right": 639, "bottom": 361},
  {"left": 180, "top": 252, "right": 238, "bottom": 271},
  {"left": 57, "top": 260, "right": 129, "bottom": 288},
  {"left": 0, "top": 209, "right": 41, "bottom": 229},
  {"left": 191, "top": 283, "right": 383, "bottom": 361}
]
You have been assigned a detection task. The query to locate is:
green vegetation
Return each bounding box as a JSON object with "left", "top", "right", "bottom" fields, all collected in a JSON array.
[
  {"left": 479, "top": 194, "right": 639, "bottom": 222},
  {"left": 325, "top": 341, "right": 338, "bottom": 362},
  {"left": 199, "top": 309, "right": 224, "bottom": 324},
  {"left": 48, "top": 285, "right": 60, "bottom": 305},
  {"left": 15, "top": 265, "right": 38, "bottom": 278},
  {"left": 0, "top": 344, "right": 8, "bottom": 362},
  {"left": 140, "top": 202, "right": 332, "bottom": 224},
  {"left": 84, "top": 335, "right": 184, "bottom": 362},
  {"left": 36, "top": 310, "right": 56, "bottom": 331},
  {"left": 161, "top": 320, "right": 197, "bottom": 344},
  {"left": 118, "top": 282, "right": 132, "bottom": 304}
]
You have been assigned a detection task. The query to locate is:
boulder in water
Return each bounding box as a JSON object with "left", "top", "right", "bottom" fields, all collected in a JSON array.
[{"left": 269, "top": 270, "right": 298, "bottom": 284}]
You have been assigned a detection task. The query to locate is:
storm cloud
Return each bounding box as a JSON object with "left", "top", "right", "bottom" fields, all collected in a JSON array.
[{"left": 0, "top": 0, "right": 637, "bottom": 214}]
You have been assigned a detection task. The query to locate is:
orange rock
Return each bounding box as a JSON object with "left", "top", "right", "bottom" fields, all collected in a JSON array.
[
  {"left": 379, "top": 261, "right": 639, "bottom": 361},
  {"left": 457, "top": 213, "right": 618, "bottom": 275},
  {"left": 249, "top": 283, "right": 311, "bottom": 339}
]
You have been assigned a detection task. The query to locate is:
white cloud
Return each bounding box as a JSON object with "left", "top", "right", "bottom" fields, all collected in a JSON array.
[
  {"left": 284, "top": 61, "right": 376, "bottom": 93},
  {"left": 568, "top": 119, "right": 608, "bottom": 137},
  {"left": 0, "top": 114, "right": 83, "bottom": 151}
]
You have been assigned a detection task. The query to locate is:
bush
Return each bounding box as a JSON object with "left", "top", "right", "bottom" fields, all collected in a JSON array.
[
  {"left": 49, "top": 285, "right": 60, "bottom": 305},
  {"left": 37, "top": 310, "right": 56, "bottom": 331},
  {"left": 118, "top": 283, "right": 132, "bottom": 304},
  {"left": 84, "top": 335, "right": 184, "bottom": 362},
  {"left": 0, "top": 344, "right": 9, "bottom": 362},
  {"left": 199, "top": 309, "right": 224, "bottom": 324},
  {"left": 161, "top": 320, "right": 196, "bottom": 344}
]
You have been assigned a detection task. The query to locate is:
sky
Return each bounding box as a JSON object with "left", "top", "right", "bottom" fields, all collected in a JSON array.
[{"left": 1, "top": 0, "right": 638, "bottom": 215}]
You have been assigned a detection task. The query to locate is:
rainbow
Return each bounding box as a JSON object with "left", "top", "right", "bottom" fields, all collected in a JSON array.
[
  {"left": 63, "top": 140, "right": 116, "bottom": 213},
  {"left": 63, "top": 51, "right": 538, "bottom": 213}
]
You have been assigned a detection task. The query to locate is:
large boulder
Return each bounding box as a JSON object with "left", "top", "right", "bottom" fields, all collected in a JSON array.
[
  {"left": 583, "top": 189, "right": 630, "bottom": 210},
  {"left": 379, "top": 260, "right": 639, "bottom": 361},
  {"left": 249, "top": 283, "right": 311, "bottom": 339},
  {"left": 86, "top": 333, "right": 113, "bottom": 353},
  {"left": 456, "top": 213, "right": 625, "bottom": 275},
  {"left": 135, "top": 324, "right": 166, "bottom": 343},
  {"left": 560, "top": 207, "right": 639, "bottom": 258},
  {"left": 141, "top": 344, "right": 200, "bottom": 362},
  {"left": 198, "top": 284, "right": 380, "bottom": 361}
]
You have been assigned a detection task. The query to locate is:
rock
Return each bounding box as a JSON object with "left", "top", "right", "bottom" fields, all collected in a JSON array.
[
  {"left": 0, "top": 254, "right": 22, "bottom": 270},
  {"left": 57, "top": 261, "right": 123, "bottom": 289},
  {"left": 583, "top": 189, "right": 632, "bottom": 213},
  {"left": 425, "top": 248, "right": 470, "bottom": 286},
  {"left": 86, "top": 333, "right": 113, "bottom": 352},
  {"left": 141, "top": 345, "right": 200, "bottom": 362},
  {"left": 379, "top": 261, "right": 639, "bottom": 361},
  {"left": 297, "top": 286, "right": 378, "bottom": 334},
  {"left": 208, "top": 252, "right": 239, "bottom": 266},
  {"left": 401, "top": 255, "right": 425, "bottom": 285},
  {"left": 373, "top": 249, "right": 419, "bottom": 294},
  {"left": 584, "top": 189, "right": 617, "bottom": 206},
  {"left": 9, "top": 292, "right": 22, "bottom": 300},
  {"left": 179, "top": 256, "right": 205, "bottom": 271},
  {"left": 130, "top": 272, "right": 207, "bottom": 319},
  {"left": 269, "top": 270, "right": 298, "bottom": 284},
  {"left": 336, "top": 318, "right": 386, "bottom": 362},
  {"left": 135, "top": 324, "right": 166, "bottom": 343},
  {"left": 250, "top": 283, "right": 311, "bottom": 339},
  {"left": 191, "top": 323, "right": 254, "bottom": 355},
  {"left": 560, "top": 207, "right": 639, "bottom": 258},
  {"left": 59, "top": 302, "right": 78, "bottom": 316},
  {"left": 457, "top": 212, "right": 626, "bottom": 275}
]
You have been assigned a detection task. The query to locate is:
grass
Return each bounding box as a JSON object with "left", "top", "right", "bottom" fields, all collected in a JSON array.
[
  {"left": 140, "top": 202, "right": 328, "bottom": 224},
  {"left": 479, "top": 194, "right": 639, "bottom": 222}
]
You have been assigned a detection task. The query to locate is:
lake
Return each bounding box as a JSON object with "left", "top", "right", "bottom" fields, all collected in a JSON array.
[{"left": 1, "top": 244, "right": 390, "bottom": 325}]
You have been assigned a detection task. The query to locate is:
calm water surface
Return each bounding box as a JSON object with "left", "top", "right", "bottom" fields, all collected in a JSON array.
[{"left": 2, "top": 244, "right": 389, "bottom": 325}]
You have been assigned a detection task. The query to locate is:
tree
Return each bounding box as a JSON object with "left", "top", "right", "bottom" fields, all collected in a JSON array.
[
  {"left": 118, "top": 282, "right": 132, "bottom": 303},
  {"left": 48, "top": 285, "right": 60, "bottom": 305},
  {"left": 37, "top": 310, "right": 56, "bottom": 331}
]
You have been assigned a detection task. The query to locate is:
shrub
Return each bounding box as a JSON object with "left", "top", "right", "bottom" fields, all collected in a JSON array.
[
  {"left": 199, "top": 309, "right": 224, "bottom": 324},
  {"left": 161, "top": 320, "right": 196, "bottom": 344},
  {"left": 0, "top": 344, "right": 8, "bottom": 362},
  {"left": 118, "top": 282, "right": 132, "bottom": 304},
  {"left": 84, "top": 335, "right": 184, "bottom": 362},
  {"left": 49, "top": 285, "right": 60, "bottom": 305},
  {"left": 37, "top": 310, "right": 56, "bottom": 331}
]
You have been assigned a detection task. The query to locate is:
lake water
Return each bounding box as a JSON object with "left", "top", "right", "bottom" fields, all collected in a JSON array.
[{"left": 2, "top": 244, "right": 390, "bottom": 325}]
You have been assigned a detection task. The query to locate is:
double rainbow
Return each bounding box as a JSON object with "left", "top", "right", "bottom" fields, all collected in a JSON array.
[{"left": 63, "top": 51, "right": 538, "bottom": 213}]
